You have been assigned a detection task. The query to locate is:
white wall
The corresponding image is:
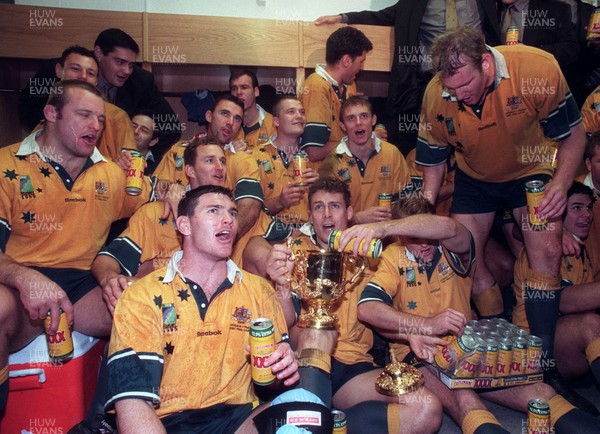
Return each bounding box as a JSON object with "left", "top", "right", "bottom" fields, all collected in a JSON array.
[{"left": 15, "top": 0, "right": 397, "bottom": 21}]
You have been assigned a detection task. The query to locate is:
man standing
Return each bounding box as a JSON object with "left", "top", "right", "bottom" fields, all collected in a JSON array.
[
  {"left": 230, "top": 69, "right": 277, "bottom": 149},
  {"left": 416, "top": 26, "right": 585, "bottom": 401},
  {"left": 300, "top": 26, "right": 373, "bottom": 163}
]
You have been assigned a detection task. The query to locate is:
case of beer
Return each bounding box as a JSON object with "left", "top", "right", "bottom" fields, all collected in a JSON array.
[
  {"left": 1, "top": 332, "right": 106, "bottom": 433},
  {"left": 431, "top": 318, "right": 544, "bottom": 389}
]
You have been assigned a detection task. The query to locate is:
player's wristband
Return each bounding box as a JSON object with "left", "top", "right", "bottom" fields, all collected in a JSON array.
[{"left": 277, "top": 333, "right": 290, "bottom": 345}]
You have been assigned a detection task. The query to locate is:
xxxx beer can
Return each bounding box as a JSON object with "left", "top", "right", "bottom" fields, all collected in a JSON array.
[
  {"left": 525, "top": 180, "right": 547, "bottom": 228},
  {"left": 292, "top": 151, "right": 309, "bottom": 186},
  {"left": 329, "top": 229, "right": 382, "bottom": 259},
  {"left": 332, "top": 409, "right": 347, "bottom": 433},
  {"left": 44, "top": 309, "right": 73, "bottom": 364},
  {"left": 250, "top": 318, "right": 276, "bottom": 385},
  {"left": 454, "top": 337, "right": 486, "bottom": 378},
  {"left": 528, "top": 398, "right": 551, "bottom": 434},
  {"left": 506, "top": 26, "right": 519, "bottom": 45},
  {"left": 495, "top": 338, "right": 513, "bottom": 377},
  {"left": 378, "top": 193, "right": 393, "bottom": 208},
  {"left": 434, "top": 334, "right": 477, "bottom": 371},
  {"left": 123, "top": 149, "right": 145, "bottom": 196},
  {"left": 526, "top": 335, "right": 543, "bottom": 374},
  {"left": 511, "top": 336, "right": 528, "bottom": 375},
  {"left": 587, "top": 8, "right": 600, "bottom": 41},
  {"left": 477, "top": 338, "right": 499, "bottom": 377}
]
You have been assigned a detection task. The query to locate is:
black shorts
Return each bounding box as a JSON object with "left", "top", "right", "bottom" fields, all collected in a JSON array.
[
  {"left": 450, "top": 169, "right": 552, "bottom": 214},
  {"left": 31, "top": 267, "right": 99, "bottom": 304},
  {"left": 160, "top": 403, "right": 255, "bottom": 434},
  {"left": 331, "top": 359, "right": 378, "bottom": 396}
]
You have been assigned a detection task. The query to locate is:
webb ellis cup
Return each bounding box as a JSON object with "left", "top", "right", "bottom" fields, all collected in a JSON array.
[{"left": 287, "top": 239, "right": 365, "bottom": 330}]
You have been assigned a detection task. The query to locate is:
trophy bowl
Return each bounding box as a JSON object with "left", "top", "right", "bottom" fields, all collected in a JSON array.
[{"left": 287, "top": 241, "right": 365, "bottom": 330}]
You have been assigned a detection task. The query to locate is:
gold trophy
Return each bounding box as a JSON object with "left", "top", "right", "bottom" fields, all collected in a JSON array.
[
  {"left": 287, "top": 239, "right": 365, "bottom": 330},
  {"left": 375, "top": 350, "right": 425, "bottom": 396}
]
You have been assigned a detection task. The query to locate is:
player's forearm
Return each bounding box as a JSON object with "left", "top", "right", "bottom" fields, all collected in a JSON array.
[
  {"left": 305, "top": 140, "right": 337, "bottom": 162},
  {"left": 554, "top": 124, "right": 586, "bottom": 188},
  {"left": 421, "top": 164, "right": 446, "bottom": 205},
  {"left": 0, "top": 253, "right": 42, "bottom": 295},
  {"left": 265, "top": 196, "right": 284, "bottom": 216},
  {"left": 357, "top": 301, "right": 423, "bottom": 339},
  {"left": 236, "top": 199, "right": 261, "bottom": 238},
  {"left": 91, "top": 254, "right": 124, "bottom": 288}
]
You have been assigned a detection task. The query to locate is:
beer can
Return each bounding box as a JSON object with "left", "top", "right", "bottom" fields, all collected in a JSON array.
[
  {"left": 332, "top": 409, "right": 347, "bottom": 433},
  {"left": 526, "top": 335, "right": 543, "bottom": 374},
  {"left": 123, "top": 149, "right": 145, "bottom": 196},
  {"left": 378, "top": 193, "right": 392, "bottom": 208},
  {"left": 477, "top": 338, "right": 499, "bottom": 377},
  {"left": 454, "top": 337, "right": 486, "bottom": 378},
  {"left": 44, "top": 309, "right": 73, "bottom": 364},
  {"left": 506, "top": 26, "right": 519, "bottom": 45},
  {"left": 525, "top": 180, "right": 547, "bottom": 228},
  {"left": 527, "top": 398, "right": 551, "bottom": 434},
  {"left": 463, "top": 324, "right": 474, "bottom": 335},
  {"left": 329, "top": 229, "right": 382, "bottom": 259},
  {"left": 375, "top": 123, "right": 386, "bottom": 131},
  {"left": 250, "top": 318, "right": 276, "bottom": 385},
  {"left": 292, "top": 151, "right": 309, "bottom": 186},
  {"left": 511, "top": 336, "right": 528, "bottom": 375},
  {"left": 587, "top": 8, "right": 600, "bottom": 41},
  {"left": 496, "top": 338, "right": 513, "bottom": 377},
  {"left": 434, "top": 334, "right": 477, "bottom": 371}
]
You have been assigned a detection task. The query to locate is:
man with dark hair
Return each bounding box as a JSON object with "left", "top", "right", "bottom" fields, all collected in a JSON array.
[
  {"left": 265, "top": 179, "right": 443, "bottom": 434},
  {"left": 131, "top": 110, "right": 160, "bottom": 174},
  {"left": 0, "top": 80, "right": 153, "bottom": 419},
  {"left": 106, "top": 185, "right": 335, "bottom": 433},
  {"left": 416, "top": 26, "right": 590, "bottom": 412},
  {"left": 154, "top": 95, "right": 264, "bottom": 237},
  {"left": 230, "top": 69, "right": 277, "bottom": 149},
  {"left": 300, "top": 26, "right": 373, "bottom": 163},
  {"left": 92, "top": 28, "right": 180, "bottom": 161},
  {"left": 19, "top": 45, "right": 136, "bottom": 161}
]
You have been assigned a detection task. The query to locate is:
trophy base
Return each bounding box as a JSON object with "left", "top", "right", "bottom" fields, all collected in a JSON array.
[
  {"left": 297, "top": 313, "right": 338, "bottom": 330},
  {"left": 375, "top": 362, "right": 425, "bottom": 396}
]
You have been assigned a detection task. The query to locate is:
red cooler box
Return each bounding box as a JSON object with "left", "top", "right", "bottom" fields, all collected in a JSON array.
[{"left": 1, "top": 332, "right": 106, "bottom": 434}]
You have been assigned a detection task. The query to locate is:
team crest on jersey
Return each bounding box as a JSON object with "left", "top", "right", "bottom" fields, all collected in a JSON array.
[
  {"left": 162, "top": 303, "right": 178, "bottom": 333},
  {"left": 444, "top": 118, "right": 456, "bottom": 136},
  {"left": 19, "top": 175, "right": 35, "bottom": 199},
  {"left": 379, "top": 166, "right": 392, "bottom": 179},
  {"left": 261, "top": 160, "right": 273, "bottom": 174},
  {"left": 174, "top": 153, "right": 184, "bottom": 171},
  {"left": 95, "top": 181, "right": 108, "bottom": 195},
  {"left": 406, "top": 267, "right": 417, "bottom": 287},
  {"left": 506, "top": 96, "right": 522, "bottom": 110},
  {"left": 232, "top": 306, "right": 252, "bottom": 323},
  {"left": 438, "top": 261, "right": 450, "bottom": 276}
]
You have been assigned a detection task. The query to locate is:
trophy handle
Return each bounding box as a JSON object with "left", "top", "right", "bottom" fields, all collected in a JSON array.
[{"left": 341, "top": 255, "right": 367, "bottom": 287}]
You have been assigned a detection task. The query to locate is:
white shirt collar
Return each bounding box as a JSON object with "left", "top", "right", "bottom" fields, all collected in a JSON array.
[
  {"left": 335, "top": 133, "right": 381, "bottom": 157},
  {"left": 16, "top": 129, "right": 106, "bottom": 163},
  {"left": 163, "top": 250, "right": 243, "bottom": 284},
  {"left": 315, "top": 64, "right": 341, "bottom": 88}
]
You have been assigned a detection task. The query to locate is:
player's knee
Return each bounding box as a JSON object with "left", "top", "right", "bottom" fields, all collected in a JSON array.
[
  {"left": 399, "top": 388, "right": 443, "bottom": 432},
  {"left": 579, "top": 313, "right": 600, "bottom": 342},
  {"left": 0, "top": 285, "right": 22, "bottom": 340}
]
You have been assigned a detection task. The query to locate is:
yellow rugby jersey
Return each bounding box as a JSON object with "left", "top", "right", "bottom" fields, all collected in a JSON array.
[
  {"left": 106, "top": 251, "right": 287, "bottom": 417},
  {"left": 512, "top": 247, "right": 594, "bottom": 331},
  {"left": 581, "top": 86, "right": 600, "bottom": 135},
  {"left": 233, "top": 105, "right": 277, "bottom": 149},
  {"left": 0, "top": 131, "right": 152, "bottom": 270},
  {"left": 153, "top": 139, "right": 263, "bottom": 203},
  {"left": 253, "top": 141, "right": 319, "bottom": 224},
  {"left": 34, "top": 102, "right": 135, "bottom": 162},
  {"left": 416, "top": 45, "right": 580, "bottom": 183},
  {"left": 359, "top": 239, "right": 474, "bottom": 362},
  {"left": 300, "top": 65, "right": 358, "bottom": 150},
  {"left": 98, "top": 201, "right": 181, "bottom": 276},
  {"left": 319, "top": 135, "right": 411, "bottom": 212},
  {"left": 289, "top": 232, "right": 377, "bottom": 365}
]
